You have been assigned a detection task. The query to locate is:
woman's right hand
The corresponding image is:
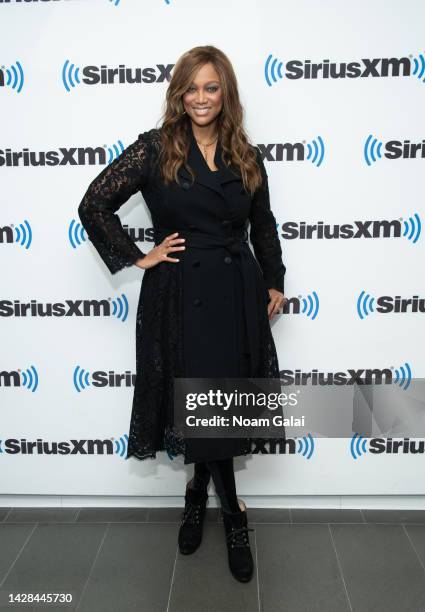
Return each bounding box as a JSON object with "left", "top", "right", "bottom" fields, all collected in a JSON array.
[{"left": 135, "top": 232, "right": 186, "bottom": 270}]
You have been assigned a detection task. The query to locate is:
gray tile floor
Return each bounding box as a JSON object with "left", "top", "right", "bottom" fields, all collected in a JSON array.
[{"left": 1, "top": 506, "right": 425, "bottom": 611}]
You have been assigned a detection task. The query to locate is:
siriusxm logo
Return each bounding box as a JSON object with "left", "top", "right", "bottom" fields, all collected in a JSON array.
[
  {"left": 279, "top": 292, "right": 319, "bottom": 319},
  {"left": 350, "top": 434, "right": 425, "bottom": 459},
  {"left": 0, "top": 366, "right": 39, "bottom": 391},
  {"left": 258, "top": 138, "right": 325, "bottom": 166},
  {"left": 0, "top": 221, "right": 33, "bottom": 248},
  {"left": 73, "top": 366, "right": 136, "bottom": 392},
  {"left": 265, "top": 53, "right": 424, "bottom": 87},
  {"left": 250, "top": 437, "right": 306, "bottom": 457},
  {"left": 357, "top": 292, "right": 425, "bottom": 318},
  {"left": 69, "top": 218, "right": 154, "bottom": 250},
  {"left": 0, "top": 139, "right": 128, "bottom": 168},
  {"left": 0, "top": 435, "right": 129, "bottom": 457},
  {"left": 0, "top": 366, "right": 137, "bottom": 392},
  {"left": 0, "top": 219, "right": 152, "bottom": 250},
  {"left": 280, "top": 364, "right": 413, "bottom": 389},
  {"left": 364, "top": 135, "right": 425, "bottom": 165},
  {"left": 278, "top": 213, "right": 421, "bottom": 243},
  {"left": 259, "top": 138, "right": 425, "bottom": 166},
  {"left": 0, "top": 60, "right": 24, "bottom": 93},
  {"left": 61, "top": 61, "right": 173, "bottom": 91},
  {"left": 0, "top": 295, "right": 129, "bottom": 321}
]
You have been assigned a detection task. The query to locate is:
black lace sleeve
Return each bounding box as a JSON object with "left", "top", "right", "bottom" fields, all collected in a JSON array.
[
  {"left": 249, "top": 147, "right": 286, "bottom": 293},
  {"left": 77, "top": 131, "right": 152, "bottom": 275}
]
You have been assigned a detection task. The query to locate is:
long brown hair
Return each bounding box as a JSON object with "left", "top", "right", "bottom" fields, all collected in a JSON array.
[{"left": 156, "top": 45, "right": 263, "bottom": 197}]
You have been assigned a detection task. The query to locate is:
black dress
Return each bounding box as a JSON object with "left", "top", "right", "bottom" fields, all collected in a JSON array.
[
  {"left": 78, "top": 118, "right": 286, "bottom": 464},
  {"left": 180, "top": 166, "right": 253, "bottom": 463}
]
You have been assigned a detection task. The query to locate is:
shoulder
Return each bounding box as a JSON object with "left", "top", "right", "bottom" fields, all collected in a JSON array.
[
  {"left": 133, "top": 128, "right": 162, "bottom": 165},
  {"left": 137, "top": 127, "right": 162, "bottom": 148}
]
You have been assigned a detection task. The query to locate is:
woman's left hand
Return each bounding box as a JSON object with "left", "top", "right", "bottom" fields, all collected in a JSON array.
[{"left": 267, "top": 288, "right": 288, "bottom": 319}]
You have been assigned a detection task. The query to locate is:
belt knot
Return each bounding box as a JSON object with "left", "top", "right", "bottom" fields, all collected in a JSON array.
[{"left": 225, "top": 236, "right": 246, "bottom": 255}]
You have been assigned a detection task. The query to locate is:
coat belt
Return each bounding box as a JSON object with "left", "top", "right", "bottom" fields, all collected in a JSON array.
[{"left": 154, "top": 227, "right": 263, "bottom": 376}]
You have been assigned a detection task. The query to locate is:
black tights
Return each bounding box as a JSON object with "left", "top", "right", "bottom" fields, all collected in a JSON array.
[{"left": 190, "top": 457, "right": 240, "bottom": 513}]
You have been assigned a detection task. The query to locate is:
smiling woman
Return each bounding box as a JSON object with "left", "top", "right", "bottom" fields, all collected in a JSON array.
[
  {"left": 182, "top": 64, "right": 223, "bottom": 170},
  {"left": 77, "top": 44, "right": 287, "bottom": 584}
]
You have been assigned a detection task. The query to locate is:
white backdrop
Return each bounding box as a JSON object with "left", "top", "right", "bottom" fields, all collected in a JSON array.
[{"left": 1, "top": 0, "right": 424, "bottom": 498}]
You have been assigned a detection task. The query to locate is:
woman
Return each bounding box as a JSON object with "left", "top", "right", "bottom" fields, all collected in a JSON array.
[{"left": 78, "top": 45, "right": 287, "bottom": 583}]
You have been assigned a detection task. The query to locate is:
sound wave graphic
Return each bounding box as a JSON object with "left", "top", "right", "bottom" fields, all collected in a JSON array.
[
  {"left": 73, "top": 365, "right": 91, "bottom": 392},
  {"left": 296, "top": 434, "right": 314, "bottom": 459},
  {"left": 2, "top": 60, "right": 24, "bottom": 93},
  {"left": 111, "top": 294, "right": 129, "bottom": 322},
  {"left": 68, "top": 219, "right": 87, "bottom": 249},
  {"left": 364, "top": 134, "right": 383, "bottom": 166},
  {"left": 114, "top": 434, "right": 128, "bottom": 457},
  {"left": 411, "top": 53, "right": 425, "bottom": 82},
  {"left": 350, "top": 433, "right": 368, "bottom": 459},
  {"left": 356, "top": 290, "right": 375, "bottom": 319},
  {"left": 62, "top": 59, "right": 81, "bottom": 92},
  {"left": 403, "top": 212, "right": 421, "bottom": 243},
  {"left": 20, "top": 365, "right": 39, "bottom": 392},
  {"left": 306, "top": 136, "right": 325, "bottom": 166},
  {"left": 14, "top": 220, "right": 32, "bottom": 249},
  {"left": 106, "top": 140, "right": 124, "bottom": 164},
  {"left": 300, "top": 291, "right": 319, "bottom": 319},
  {"left": 392, "top": 362, "right": 412, "bottom": 390},
  {"left": 264, "top": 53, "right": 284, "bottom": 87}
]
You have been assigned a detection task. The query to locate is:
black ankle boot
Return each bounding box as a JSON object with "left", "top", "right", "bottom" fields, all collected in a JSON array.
[
  {"left": 178, "top": 481, "right": 209, "bottom": 555},
  {"left": 222, "top": 501, "right": 255, "bottom": 582}
]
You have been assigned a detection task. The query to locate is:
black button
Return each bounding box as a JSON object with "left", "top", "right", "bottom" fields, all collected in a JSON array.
[
  {"left": 182, "top": 181, "right": 190, "bottom": 190},
  {"left": 192, "top": 260, "right": 200, "bottom": 267},
  {"left": 193, "top": 298, "right": 202, "bottom": 306},
  {"left": 221, "top": 219, "right": 230, "bottom": 227},
  {"left": 188, "top": 224, "right": 197, "bottom": 230},
  {"left": 224, "top": 256, "right": 232, "bottom": 264}
]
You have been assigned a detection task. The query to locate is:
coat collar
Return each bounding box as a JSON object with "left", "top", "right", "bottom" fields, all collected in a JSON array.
[{"left": 177, "top": 119, "right": 242, "bottom": 198}]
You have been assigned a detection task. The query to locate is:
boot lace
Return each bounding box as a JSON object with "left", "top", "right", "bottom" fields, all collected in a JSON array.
[
  {"left": 181, "top": 502, "right": 203, "bottom": 526},
  {"left": 226, "top": 525, "right": 255, "bottom": 548}
]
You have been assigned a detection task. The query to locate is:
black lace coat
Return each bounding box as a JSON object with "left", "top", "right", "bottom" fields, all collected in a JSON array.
[{"left": 78, "top": 122, "right": 286, "bottom": 464}]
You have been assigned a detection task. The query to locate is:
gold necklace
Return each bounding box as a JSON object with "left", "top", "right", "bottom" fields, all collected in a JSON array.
[{"left": 195, "top": 135, "right": 218, "bottom": 160}]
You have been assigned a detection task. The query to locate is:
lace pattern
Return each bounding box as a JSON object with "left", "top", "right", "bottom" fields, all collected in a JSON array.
[
  {"left": 78, "top": 132, "right": 151, "bottom": 274},
  {"left": 250, "top": 148, "right": 286, "bottom": 294},
  {"left": 78, "top": 128, "right": 286, "bottom": 462}
]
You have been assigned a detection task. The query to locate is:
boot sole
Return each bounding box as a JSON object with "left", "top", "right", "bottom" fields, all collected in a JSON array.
[
  {"left": 231, "top": 572, "right": 254, "bottom": 583},
  {"left": 179, "top": 544, "right": 201, "bottom": 555}
]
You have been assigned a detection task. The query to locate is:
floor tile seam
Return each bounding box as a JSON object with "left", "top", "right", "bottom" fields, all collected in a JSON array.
[
  {"left": 165, "top": 543, "right": 180, "bottom": 612},
  {"left": 0, "top": 522, "right": 38, "bottom": 589},
  {"left": 75, "top": 522, "right": 111, "bottom": 611},
  {"left": 2, "top": 508, "right": 13, "bottom": 523},
  {"left": 402, "top": 523, "right": 425, "bottom": 576},
  {"left": 327, "top": 523, "right": 353, "bottom": 612}
]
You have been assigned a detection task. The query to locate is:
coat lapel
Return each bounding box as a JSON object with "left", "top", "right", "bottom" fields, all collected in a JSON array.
[{"left": 177, "top": 120, "right": 243, "bottom": 198}]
